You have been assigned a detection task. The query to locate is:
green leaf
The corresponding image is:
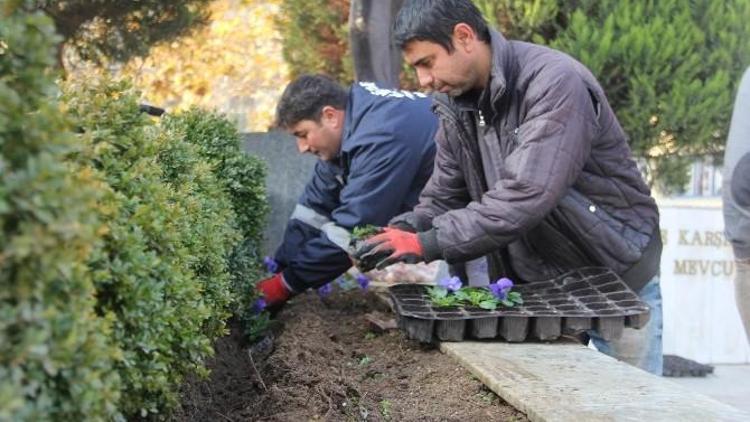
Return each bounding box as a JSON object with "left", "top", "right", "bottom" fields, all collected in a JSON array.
[
  {"left": 428, "top": 286, "right": 448, "bottom": 299},
  {"left": 455, "top": 292, "right": 471, "bottom": 303},
  {"left": 479, "top": 300, "right": 498, "bottom": 310}
]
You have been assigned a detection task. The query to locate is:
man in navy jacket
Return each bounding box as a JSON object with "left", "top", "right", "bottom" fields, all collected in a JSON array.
[{"left": 257, "top": 74, "right": 438, "bottom": 306}]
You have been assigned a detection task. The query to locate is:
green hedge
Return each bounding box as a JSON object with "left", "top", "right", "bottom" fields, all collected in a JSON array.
[
  {"left": 1, "top": 5, "right": 270, "bottom": 418},
  {"left": 162, "top": 109, "right": 270, "bottom": 340},
  {"left": 277, "top": 0, "right": 353, "bottom": 82},
  {"left": 61, "top": 78, "right": 270, "bottom": 417},
  {"left": 0, "top": 6, "right": 120, "bottom": 421}
]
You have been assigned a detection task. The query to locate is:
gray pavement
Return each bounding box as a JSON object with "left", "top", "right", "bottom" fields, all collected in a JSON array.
[{"left": 670, "top": 364, "right": 750, "bottom": 413}]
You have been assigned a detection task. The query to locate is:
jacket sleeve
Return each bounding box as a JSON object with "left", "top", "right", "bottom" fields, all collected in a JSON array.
[
  {"left": 420, "top": 67, "right": 599, "bottom": 263},
  {"left": 723, "top": 67, "right": 750, "bottom": 259},
  {"left": 389, "top": 120, "right": 471, "bottom": 231},
  {"left": 274, "top": 161, "right": 351, "bottom": 292}
]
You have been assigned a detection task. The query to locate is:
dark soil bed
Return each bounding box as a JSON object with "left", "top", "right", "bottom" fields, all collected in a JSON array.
[{"left": 175, "top": 289, "right": 528, "bottom": 421}]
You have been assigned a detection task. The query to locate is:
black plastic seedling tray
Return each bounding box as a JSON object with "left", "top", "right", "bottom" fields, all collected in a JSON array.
[{"left": 389, "top": 267, "right": 650, "bottom": 343}]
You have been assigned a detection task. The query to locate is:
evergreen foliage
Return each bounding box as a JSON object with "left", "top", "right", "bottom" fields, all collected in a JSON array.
[
  {"left": 0, "top": 4, "right": 120, "bottom": 420},
  {"left": 162, "top": 108, "right": 270, "bottom": 339},
  {"left": 549, "top": 0, "right": 750, "bottom": 192},
  {"left": 277, "top": 0, "right": 353, "bottom": 82},
  {"left": 61, "top": 77, "right": 266, "bottom": 417},
  {"left": 475, "top": 0, "right": 564, "bottom": 43},
  {"left": 34, "top": 0, "right": 212, "bottom": 63},
  {"left": 2, "top": 3, "right": 271, "bottom": 419}
]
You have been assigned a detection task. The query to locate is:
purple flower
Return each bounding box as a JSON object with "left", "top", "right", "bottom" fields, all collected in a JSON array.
[
  {"left": 263, "top": 256, "right": 279, "bottom": 273},
  {"left": 317, "top": 283, "right": 333, "bottom": 297},
  {"left": 489, "top": 277, "right": 514, "bottom": 300},
  {"left": 335, "top": 276, "right": 348, "bottom": 288},
  {"left": 251, "top": 297, "right": 267, "bottom": 314},
  {"left": 438, "top": 276, "right": 463, "bottom": 292},
  {"left": 356, "top": 274, "right": 370, "bottom": 290}
]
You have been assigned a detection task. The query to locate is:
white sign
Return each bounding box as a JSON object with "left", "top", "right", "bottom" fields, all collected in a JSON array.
[{"left": 659, "top": 198, "right": 750, "bottom": 363}]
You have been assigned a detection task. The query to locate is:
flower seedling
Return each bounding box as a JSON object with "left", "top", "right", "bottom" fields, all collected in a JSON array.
[
  {"left": 263, "top": 255, "right": 279, "bottom": 273},
  {"left": 351, "top": 224, "right": 382, "bottom": 241},
  {"left": 333, "top": 272, "right": 371, "bottom": 291},
  {"left": 356, "top": 273, "right": 370, "bottom": 290},
  {"left": 427, "top": 276, "right": 523, "bottom": 310},
  {"left": 453, "top": 287, "right": 501, "bottom": 310},
  {"left": 317, "top": 282, "right": 333, "bottom": 297},
  {"left": 250, "top": 297, "right": 267, "bottom": 315},
  {"left": 426, "top": 276, "right": 463, "bottom": 307}
]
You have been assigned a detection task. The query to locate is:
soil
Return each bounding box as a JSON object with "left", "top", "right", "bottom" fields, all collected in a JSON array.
[{"left": 175, "top": 289, "right": 528, "bottom": 421}]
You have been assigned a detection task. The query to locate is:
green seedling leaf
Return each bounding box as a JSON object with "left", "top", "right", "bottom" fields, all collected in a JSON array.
[
  {"left": 427, "top": 286, "right": 448, "bottom": 299},
  {"left": 453, "top": 289, "right": 470, "bottom": 301},
  {"left": 479, "top": 300, "right": 498, "bottom": 310},
  {"left": 352, "top": 224, "right": 381, "bottom": 240}
]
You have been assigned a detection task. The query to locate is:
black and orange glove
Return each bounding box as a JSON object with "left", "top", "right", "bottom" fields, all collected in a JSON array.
[{"left": 353, "top": 227, "right": 425, "bottom": 271}]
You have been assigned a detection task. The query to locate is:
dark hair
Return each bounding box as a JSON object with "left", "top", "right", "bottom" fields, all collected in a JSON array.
[
  {"left": 274, "top": 74, "right": 348, "bottom": 129},
  {"left": 393, "top": 0, "right": 490, "bottom": 52}
]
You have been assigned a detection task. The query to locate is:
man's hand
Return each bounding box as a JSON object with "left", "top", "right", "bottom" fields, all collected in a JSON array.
[
  {"left": 256, "top": 273, "right": 291, "bottom": 306},
  {"left": 353, "top": 227, "right": 424, "bottom": 271}
]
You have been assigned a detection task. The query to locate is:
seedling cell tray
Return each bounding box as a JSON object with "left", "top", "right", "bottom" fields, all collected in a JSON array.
[{"left": 388, "top": 267, "right": 650, "bottom": 343}]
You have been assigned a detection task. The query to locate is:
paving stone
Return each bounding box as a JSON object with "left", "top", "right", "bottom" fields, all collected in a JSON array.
[{"left": 441, "top": 341, "right": 750, "bottom": 422}]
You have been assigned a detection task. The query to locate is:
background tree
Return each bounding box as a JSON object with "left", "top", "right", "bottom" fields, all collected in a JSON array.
[
  {"left": 33, "top": 0, "right": 211, "bottom": 65},
  {"left": 122, "top": 0, "right": 289, "bottom": 132},
  {"left": 276, "top": 0, "right": 352, "bottom": 82},
  {"left": 349, "top": 0, "right": 404, "bottom": 87},
  {"left": 548, "top": 0, "right": 750, "bottom": 193}
]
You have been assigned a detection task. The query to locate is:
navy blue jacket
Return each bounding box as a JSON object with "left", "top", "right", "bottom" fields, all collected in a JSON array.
[{"left": 274, "top": 82, "right": 438, "bottom": 292}]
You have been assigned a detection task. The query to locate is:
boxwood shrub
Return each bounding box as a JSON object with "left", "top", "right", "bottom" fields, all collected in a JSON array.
[
  {"left": 3, "top": 5, "right": 270, "bottom": 419},
  {"left": 62, "top": 78, "right": 250, "bottom": 417},
  {"left": 162, "top": 109, "right": 270, "bottom": 338},
  {"left": 0, "top": 6, "right": 120, "bottom": 421}
]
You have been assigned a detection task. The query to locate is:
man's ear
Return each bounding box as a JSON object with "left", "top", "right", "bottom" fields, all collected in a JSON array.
[
  {"left": 321, "top": 105, "right": 343, "bottom": 128},
  {"left": 452, "top": 23, "right": 476, "bottom": 51}
]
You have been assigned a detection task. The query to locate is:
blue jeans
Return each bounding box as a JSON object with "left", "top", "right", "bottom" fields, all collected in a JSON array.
[{"left": 588, "top": 275, "right": 663, "bottom": 375}]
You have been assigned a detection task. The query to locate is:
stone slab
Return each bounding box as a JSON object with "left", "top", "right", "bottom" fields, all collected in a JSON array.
[
  {"left": 440, "top": 341, "right": 750, "bottom": 422},
  {"left": 243, "top": 131, "right": 317, "bottom": 256}
]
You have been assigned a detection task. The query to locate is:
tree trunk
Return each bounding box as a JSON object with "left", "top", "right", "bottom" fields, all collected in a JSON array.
[{"left": 348, "top": 0, "right": 405, "bottom": 88}]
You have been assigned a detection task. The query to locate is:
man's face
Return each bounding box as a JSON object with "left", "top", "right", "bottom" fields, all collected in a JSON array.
[
  {"left": 403, "top": 23, "right": 489, "bottom": 97},
  {"left": 288, "top": 109, "right": 343, "bottom": 161},
  {"left": 403, "top": 39, "right": 480, "bottom": 97}
]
